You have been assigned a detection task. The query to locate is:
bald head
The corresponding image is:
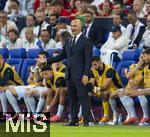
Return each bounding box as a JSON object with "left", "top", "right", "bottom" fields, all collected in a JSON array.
[
  {"left": 71, "top": 19, "right": 83, "bottom": 36},
  {"left": 25, "top": 27, "right": 34, "bottom": 41}
]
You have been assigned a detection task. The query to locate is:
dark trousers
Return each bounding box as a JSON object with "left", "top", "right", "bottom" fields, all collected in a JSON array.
[{"left": 66, "top": 78, "right": 90, "bottom": 123}]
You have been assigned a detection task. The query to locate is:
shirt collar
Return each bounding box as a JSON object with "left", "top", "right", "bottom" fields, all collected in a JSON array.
[
  {"left": 86, "top": 22, "right": 93, "bottom": 27},
  {"left": 73, "top": 32, "right": 82, "bottom": 39}
]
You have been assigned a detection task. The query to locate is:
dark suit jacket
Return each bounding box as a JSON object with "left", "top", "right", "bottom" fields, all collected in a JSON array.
[
  {"left": 47, "top": 34, "right": 92, "bottom": 80},
  {"left": 83, "top": 22, "right": 104, "bottom": 48}
]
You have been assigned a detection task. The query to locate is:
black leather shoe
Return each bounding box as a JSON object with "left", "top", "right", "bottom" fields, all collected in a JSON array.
[{"left": 63, "top": 121, "right": 79, "bottom": 126}]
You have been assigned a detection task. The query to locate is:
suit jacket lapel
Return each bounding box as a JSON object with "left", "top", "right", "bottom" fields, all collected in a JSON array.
[{"left": 71, "top": 34, "right": 83, "bottom": 55}]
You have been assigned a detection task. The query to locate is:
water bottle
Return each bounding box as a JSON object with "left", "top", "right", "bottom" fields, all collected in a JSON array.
[{"left": 118, "top": 113, "right": 122, "bottom": 125}]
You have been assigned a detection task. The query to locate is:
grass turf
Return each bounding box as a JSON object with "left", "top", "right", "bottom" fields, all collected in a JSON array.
[{"left": 50, "top": 123, "right": 150, "bottom": 137}]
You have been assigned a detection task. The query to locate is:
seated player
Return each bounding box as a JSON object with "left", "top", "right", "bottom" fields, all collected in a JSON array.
[
  {"left": 0, "top": 55, "right": 24, "bottom": 119},
  {"left": 119, "top": 49, "right": 150, "bottom": 125},
  {"left": 5, "top": 51, "right": 49, "bottom": 119},
  {"left": 90, "top": 56, "right": 123, "bottom": 125},
  {"left": 28, "top": 65, "right": 66, "bottom": 122},
  {"left": 109, "top": 53, "right": 148, "bottom": 125}
]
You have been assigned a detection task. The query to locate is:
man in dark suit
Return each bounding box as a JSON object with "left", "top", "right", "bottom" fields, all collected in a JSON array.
[
  {"left": 82, "top": 10, "right": 104, "bottom": 48},
  {"left": 37, "top": 19, "right": 92, "bottom": 126}
]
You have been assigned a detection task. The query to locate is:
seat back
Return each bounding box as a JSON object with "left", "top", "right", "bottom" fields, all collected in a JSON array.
[
  {"left": 27, "top": 48, "right": 44, "bottom": 59},
  {"left": 20, "top": 59, "right": 36, "bottom": 84},
  {"left": 10, "top": 48, "right": 26, "bottom": 58},
  {"left": 6, "top": 58, "right": 23, "bottom": 74},
  {"left": 0, "top": 48, "right": 9, "bottom": 59},
  {"left": 116, "top": 61, "right": 137, "bottom": 86}
]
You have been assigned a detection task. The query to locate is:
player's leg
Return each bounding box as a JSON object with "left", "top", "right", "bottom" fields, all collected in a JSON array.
[
  {"left": 35, "top": 87, "right": 48, "bottom": 113},
  {"left": 0, "top": 91, "right": 8, "bottom": 115},
  {"left": 43, "top": 88, "right": 55, "bottom": 113},
  {"left": 119, "top": 89, "right": 138, "bottom": 124},
  {"left": 5, "top": 87, "right": 22, "bottom": 119},
  {"left": 99, "top": 91, "right": 110, "bottom": 123},
  {"left": 138, "top": 90, "right": 149, "bottom": 125},
  {"left": 50, "top": 87, "right": 67, "bottom": 122},
  {"left": 26, "top": 90, "right": 37, "bottom": 114},
  {"left": 109, "top": 89, "right": 120, "bottom": 124}
]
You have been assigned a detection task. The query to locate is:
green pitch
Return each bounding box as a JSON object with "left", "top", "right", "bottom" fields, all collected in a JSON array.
[{"left": 50, "top": 123, "right": 150, "bottom": 137}]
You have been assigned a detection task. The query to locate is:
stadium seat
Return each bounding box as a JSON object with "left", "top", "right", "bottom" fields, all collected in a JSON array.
[
  {"left": 9, "top": 48, "right": 26, "bottom": 58},
  {"left": 92, "top": 47, "right": 100, "bottom": 57},
  {"left": 47, "top": 49, "right": 62, "bottom": 57},
  {"left": 6, "top": 48, "right": 26, "bottom": 74},
  {"left": 122, "top": 49, "right": 141, "bottom": 61},
  {"left": 116, "top": 50, "right": 141, "bottom": 85},
  {"left": 20, "top": 59, "right": 36, "bottom": 84},
  {"left": 0, "top": 48, "right": 9, "bottom": 59},
  {"left": 27, "top": 48, "right": 44, "bottom": 59},
  {"left": 6, "top": 58, "right": 23, "bottom": 74}
]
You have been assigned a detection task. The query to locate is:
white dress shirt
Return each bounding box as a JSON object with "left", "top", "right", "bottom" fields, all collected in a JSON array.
[
  {"left": 1, "top": 20, "right": 18, "bottom": 36},
  {"left": 35, "top": 38, "right": 57, "bottom": 50},
  {"left": 0, "top": 35, "right": 7, "bottom": 48},
  {"left": 33, "top": 21, "right": 50, "bottom": 37},
  {"left": 125, "top": 20, "right": 144, "bottom": 48},
  {"left": 6, "top": 38, "right": 24, "bottom": 50},
  {"left": 140, "top": 28, "right": 150, "bottom": 48},
  {"left": 22, "top": 38, "right": 38, "bottom": 51}
]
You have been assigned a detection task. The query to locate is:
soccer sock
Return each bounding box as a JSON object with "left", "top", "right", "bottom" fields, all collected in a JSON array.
[
  {"left": 5, "top": 90, "right": 21, "bottom": 113},
  {"left": 56, "top": 104, "right": 65, "bottom": 117},
  {"left": 124, "top": 96, "right": 136, "bottom": 118},
  {"left": 102, "top": 101, "right": 109, "bottom": 117},
  {"left": 78, "top": 105, "right": 82, "bottom": 118},
  {"left": 27, "top": 96, "right": 36, "bottom": 113},
  {"left": 119, "top": 96, "right": 130, "bottom": 119},
  {"left": 36, "top": 96, "right": 45, "bottom": 113},
  {"left": 0, "top": 92, "right": 8, "bottom": 113},
  {"left": 109, "top": 99, "right": 117, "bottom": 116},
  {"left": 138, "top": 96, "right": 149, "bottom": 118}
]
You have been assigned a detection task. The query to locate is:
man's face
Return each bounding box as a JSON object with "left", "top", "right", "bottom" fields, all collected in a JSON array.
[
  {"left": 26, "top": 16, "right": 35, "bottom": 27},
  {"left": 142, "top": 53, "right": 150, "bottom": 64},
  {"left": 102, "top": 2, "right": 110, "bottom": 12},
  {"left": 36, "top": 12, "right": 45, "bottom": 24},
  {"left": 36, "top": 54, "right": 47, "bottom": 66},
  {"left": 8, "top": 32, "right": 17, "bottom": 42},
  {"left": 133, "top": 0, "right": 141, "bottom": 12},
  {"left": 84, "top": 13, "right": 93, "bottom": 24},
  {"left": 113, "top": 4, "right": 122, "bottom": 14},
  {"left": 146, "top": 3, "right": 150, "bottom": 14},
  {"left": 25, "top": 29, "right": 33, "bottom": 41},
  {"left": 0, "top": 13, "right": 7, "bottom": 24},
  {"left": 112, "top": 31, "right": 121, "bottom": 39},
  {"left": 71, "top": 20, "right": 82, "bottom": 36},
  {"left": 127, "top": 14, "right": 137, "bottom": 25},
  {"left": 113, "top": 14, "right": 122, "bottom": 26},
  {"left": 92, "top": 60, "right": 102, "bottom": 70},
  {"left": 40, "top": 31, "right": 50, "bottom": 43},
  {"left": 49, "top": 15, "right": 57, "bottom": 26}
]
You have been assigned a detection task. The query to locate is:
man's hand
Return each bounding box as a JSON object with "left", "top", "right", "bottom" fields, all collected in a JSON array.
[{"left": 81, "top": 76, "right": 89, "bottom": 86}]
